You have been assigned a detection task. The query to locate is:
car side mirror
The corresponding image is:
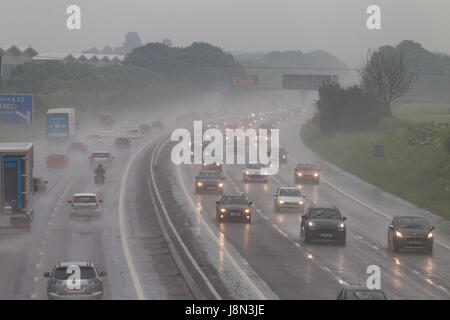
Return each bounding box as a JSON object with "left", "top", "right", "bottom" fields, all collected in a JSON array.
[
  {"left": 99, "top": 271, "right": 108, "bottom": 277},
  {"left": 301, "top": 215, "right": 306, "bottom": 219},
  {"left": 273, "top": 193, "right": 277, "bottom": 197},
  {"left": 215, "top": 201, "right": 220, "bottom": 205},
  {"left": 99, "top": 200, "right": 103, "bottom": 203},
  {"left": 343, "top": 216, "right": 347, "bottom": 221},
  {"left": 249, "top": 202, "right": 253, "bottom": 206},
  {"left": 44, "top": 181, "right": 48, "bottom": 184},
  {"left": 389, "top": 224, "right": 394, "bottom": 229},
  {"left": 67, "top": 200, "right": 72, "bottom": 203},
  {"left": 222, "top": 177, "right": 225, "bottom": 180},
  {"left": 43, "top": 272, "right": 51, "bottom": 278},
  {"left": 430, "top": 225, "right": 435, "bottom": 231},
  {"left": 195, "top": 176, "right": 198, "bottom": 180},
  {"left": 318, "top": 169, "right": 321, "bottom": 171},
  {"left": 302, "top": 195, "right": 306, "bottom": 198}
]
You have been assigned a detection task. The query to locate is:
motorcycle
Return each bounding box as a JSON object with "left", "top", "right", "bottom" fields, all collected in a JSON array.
[{"left": 94, "top": 173, "right": 105, "bottom": 185}]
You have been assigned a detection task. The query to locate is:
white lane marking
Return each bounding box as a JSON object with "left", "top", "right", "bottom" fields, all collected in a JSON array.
[
  {"left": 175, "top": 159, "right": 269, "bottom": 300},
  {"left": 287, "top": 154, "right": 450, "bottom": 251},
  {"left": 118, "top": 140, "right": 151, "bottom": 300},
  {"left": 151, "top": 140, "right": 221, "bottom": 300}
]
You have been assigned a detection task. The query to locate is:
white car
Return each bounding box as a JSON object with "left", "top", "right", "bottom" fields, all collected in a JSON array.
[
  {"left": 243, "top": 163, "right": 269, "bottom": 183},
  {"left": 273, "top": 186, "right": 306, "bottom": 212},
  {"left": 68, "top": 193, "right": 103, "bottom": 216},
  {"left": 89, "top": 151, "right": 114, "bottom": 169},
  {"left": 127, "top": 128, "right": 142, "bottom": 139},
  {"left": 100, "top": 128, "right": 116, "bottom": 137}
]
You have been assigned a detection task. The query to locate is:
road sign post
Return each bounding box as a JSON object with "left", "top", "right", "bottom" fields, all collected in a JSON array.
[{"left": 0, "top": 94, "right": 33, "bottom": 125}]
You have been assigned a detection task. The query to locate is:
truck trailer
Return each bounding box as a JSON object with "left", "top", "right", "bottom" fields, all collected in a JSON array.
[
  {"left": 46, "top": 108, "right": 76, "bottom": 139},
  {"left": 0, "top": 143, "right": 34, "bottom": 231}
]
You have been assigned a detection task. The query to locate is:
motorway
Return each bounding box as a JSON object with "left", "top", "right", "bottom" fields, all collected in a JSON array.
[
  {"left": 0, "top": 110, "right": 449, "bottom": 300},
  {"left": 154, "top": 117, "right": 450, "bottom": 300}
]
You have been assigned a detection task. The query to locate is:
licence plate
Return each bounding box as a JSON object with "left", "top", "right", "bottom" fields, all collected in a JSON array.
[
  {"left": 408, "top": 240, "right": 422, "bottom": 245},
  {"left": 320, "top": 233, "right": 333, "bottom": 238},
  {"left": 231, "top": 212, "right": 241, "bottom": 216}
]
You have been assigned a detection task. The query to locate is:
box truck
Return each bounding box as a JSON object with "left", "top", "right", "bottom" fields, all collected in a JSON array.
[
  {"left": 0, "top": 143, "right": 34, "bottom": 231},
  {"left": 46, "top": 108, "right": 76, "bottom": 139}
]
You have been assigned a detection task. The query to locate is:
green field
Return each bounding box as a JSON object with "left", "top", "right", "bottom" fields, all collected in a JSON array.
[{"left": 392, "top": 101, "right": 450, "bottom": 123}]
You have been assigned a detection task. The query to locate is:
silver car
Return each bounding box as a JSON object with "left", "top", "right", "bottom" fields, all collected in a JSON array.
[
  {"left": 68, "top": 193, "right": 103, "bottom": 217},
  {"left": 89, "top": 151, "right": 114, "bottom": 169},
  {"left": 44, "top": 261, "right": 107, "bottom": 300},
  {"left": 273, "top": 186, "right": 306, "bottom": 212}
]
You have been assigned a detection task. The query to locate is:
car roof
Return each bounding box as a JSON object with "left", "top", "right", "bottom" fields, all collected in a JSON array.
[
  {"left": 308, "top": 205, "right": 339, "bottom": 210},
  {"left": 344, "top": 285, "right": 384, "bottom": 292},
  {"left": 395, "top": 216, "right": 427, "bottom": 220},
  {"left": 297, "top": 162, "right": 316, "bottom": 166},
  {"left": 74, "top": 193, "right": 97, "bottom": 197},
  {"left": 279, "top": 186, "right": 298, "bottom": 190},
  {"left": 91, "top": 151, "right": 111, "bottom": 153},
  {"left": 56, "top": 261, "right": 94, "bottom": 268}
]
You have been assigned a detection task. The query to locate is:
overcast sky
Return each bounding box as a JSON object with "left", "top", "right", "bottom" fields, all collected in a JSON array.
[{"left": 1, "top": 0, "right": 448, "bottom": 67}]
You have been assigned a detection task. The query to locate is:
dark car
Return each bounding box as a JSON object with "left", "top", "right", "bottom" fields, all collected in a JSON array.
[
  {"left": 337, "top": 286, "right": 387, "bottom": 300},
  {"left": 67, "top": 142, "right": 87, "bottom": 154},
  {"left": 278, "top": 147, "right": 288, "bottom": 163},
  {"left": 216, "top": 194, "right": 253, "bottom": 223},
  {"left": 202, "top": 161, "right": 223, "bottom": 173},
  {"left": 195, "top": 171, "right": 224, "bottom": 194},
  {"left": 388, "top": 216, "right": 434, "bottom": 254},
  {"left": 33, "top": 177, "right": 48, "bottom": 193},
  {"left": 151, "top": 120, "right": 164, "bottom": 130},
  {"left": 295, "top": 163, "right": 320, "bottom": 184},
  {"left": 114, "top": 137, "right": 131, "bottom": 149},
  {"left": 300, "top": 205, "right": 347, "bottom": 245},
  {"left": 138, "top": 123, "right": 150, "bottom": 134},
  {"left": 44, "top": 261, "right": 107, "bottom": 300}
]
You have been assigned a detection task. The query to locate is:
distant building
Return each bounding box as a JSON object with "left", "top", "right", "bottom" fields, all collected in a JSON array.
[
  {"left": 162, "top": 38, "right": 173, "bottom": 47},
  {"left": 0, "top": 44, "right": 38, "bottom": 79},
  {"left": 0, "top": 44, "right": 125, "bottom": 80}
]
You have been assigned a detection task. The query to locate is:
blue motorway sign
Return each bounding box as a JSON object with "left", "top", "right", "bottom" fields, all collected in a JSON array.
[{"left": 0, "top": 94, "right": 33, "bottom": 125}]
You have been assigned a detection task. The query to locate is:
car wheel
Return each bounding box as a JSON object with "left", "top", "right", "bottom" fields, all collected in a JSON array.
[
  {"left": 339, "top": 237, "right": 346, "bottom": 246},
  {"left": 303, "top": 230, "right": 311, "bottom": 244},
  {"left": 425, "top": 245, "right": 433, "bottom": 255},
  {"left": 392, "top": 241, "right": 399, "bottom": 253}
]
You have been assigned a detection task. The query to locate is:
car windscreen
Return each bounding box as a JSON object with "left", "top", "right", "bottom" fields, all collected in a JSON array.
[
  {"left": 309, "top": 209, "right": 341, "bottom": 220},
  {"left": 297, "top": 164, "right": 317, "bottom": 171},
  {"left": 348, "top": 290, "right": 386, "bottom": 300},
  {"left": 92, "top": 153, "right": 109, "bottom": 158},
  {"left": 222, "top": 196, "right": 248, "bottom": 205},
  {"left": 53, "top": 266, "right": 97, "bottom": 280},
  {"left": 74, "top": 196, "right": 96, "bottom": 203},
  {"left": 246, "top": 163, "right": 262, "bottom": 169},
  {"left": 199, "top": 172, "right": 220, "bottom": 180},
  {"left": 280, "top": 189, "right": 301, "bottom": 197},
  {"left": 397, "top": 217, "right": 429, "bottom": 229}
]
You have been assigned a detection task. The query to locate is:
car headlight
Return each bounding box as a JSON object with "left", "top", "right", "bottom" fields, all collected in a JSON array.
[
  {"left": 299, "top": 201, "right": 304, "bottom": 205},
  {"left": 203, "top": 163, "right": 207, "bottom": 166},
  {"left": 338, "top": 223, "right": 345, "bottom": 229},
  {"left": 313, "top": 173, "right": 319, "bottom": 177},
  {"left": 218, "top": 183, "right": 223, "bottom": 187},
  {"left": 308, "top": 221, "right": 314, "bottom": 227},
  {"left": 282, "top": 155, "right": 286, "bottom": 159},
  {"left": 395, "top": 231, "right": 403, "bottom": 238},
  {"left": 427, "top": 232, "right": 433, "bottom": 238},
  {"left": 245, "top": 171, "right": 250, "bottom": 175},
  {"left": 278, "top": 200, "right": 284, "bottom": 204},
  {"left": 297, "top": 172, "right": 302, "bottom": 176},
  {"left": 220, "top": 208, "right": 226, "bottom": 213},
  {"left": 244, "top": 209, "right": 250, "bottom": 214},
  {"left": 197, "top": 182, "right": 203, "bottom": 187}
]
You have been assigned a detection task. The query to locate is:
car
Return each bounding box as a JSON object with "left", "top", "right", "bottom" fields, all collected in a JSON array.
[
  {"left": 243, "top": 163, "right": 269, "bottom": 183},
  {"left": 150, "top": 120, "right": 164, "bottom": 130},
  {"left": 44, "top": 261, "right": 107, "bottom": 300},
  {"left": 46, "top": 154, "right": 69, "bottom": 169},
  {"left": 278, "top": 147, "right": 288, "bottom": 163},
  {"left": 127, "top": 128, "right": 142, "bottom": 139},
  {"left": 67, "top": 142, "right": 88, "bottom": 154},
  {"left": 300, "top": 205, "right": 347, "bottom": 245},
  {"left": 215, "top": 194, "right": 253, "bottom": 223},
  {"left": 337, "top": 286, "right": 387, "bottom": 300},
  {"left": 202, "top": 161, "right": 223, "bottom": 172},
  {"left": 294, "top": 163, "right": 320, "bottom": 184},
  {"left": 273, "top": 186, "right": 305, "bottom": 213},
  {"left": 68, "top": 193, "right": 103, "bottom": 217},
  {"left": 195, "top": 171, "right": 225, "bottom": 194},
  {"left": 86, "top": 134, "right": 103, "bottom": 145},
  {"left": 114, "top": 137, "right": 131, "bottom": 149},
  {"left": 138, "top": 123, "right": 150, "bottom": 134},
  {"left": 100, "top": 128, "right": 116, "bottom": 138},
  {"left": 33, "top": 177, "right": 48, "bottom": 192},
  {"left": 388, "top": 216, "right": 434, "bottom": 254},
  {"left": 89, "top": 151, "right": 114, "bottom": 169}
]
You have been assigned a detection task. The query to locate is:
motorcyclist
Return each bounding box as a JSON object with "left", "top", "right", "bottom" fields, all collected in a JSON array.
[{"left": 94, "top": 163, "right": 106, "bottom": 176}]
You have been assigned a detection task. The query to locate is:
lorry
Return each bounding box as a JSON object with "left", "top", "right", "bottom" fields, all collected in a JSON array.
[
  {"left": 0, "top": 143, "right": 34, "bottom": 231},
  {"left": 46, "top": 108, "right": 76, "bottom": 139}
]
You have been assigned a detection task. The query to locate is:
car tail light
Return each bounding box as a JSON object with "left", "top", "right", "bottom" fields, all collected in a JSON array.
[
  {"left": 107, "top": 157, "right": 111, "bottom": 161},
  {"left": 90, "top": 157, "right": 94, "bottom": 162},
  {"left": 72, "top": 197, "right": 76, "bottom": 203}
]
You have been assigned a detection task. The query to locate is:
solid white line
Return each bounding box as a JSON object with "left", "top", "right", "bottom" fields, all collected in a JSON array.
[
  {"left": 118, "top": 140, "right": 151, "bottom": 300},
  {"left": 151, "top": 139, "right": 221, "bottom": 300}
]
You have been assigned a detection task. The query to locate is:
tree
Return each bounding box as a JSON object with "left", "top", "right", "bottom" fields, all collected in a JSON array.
[{"left": 359, "top": 48, "right": 417, "bottom": 112}]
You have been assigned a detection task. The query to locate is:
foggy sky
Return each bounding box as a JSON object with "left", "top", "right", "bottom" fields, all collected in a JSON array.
[{"left": 1, "top": 0, "right": 448, "bottom": 67}]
